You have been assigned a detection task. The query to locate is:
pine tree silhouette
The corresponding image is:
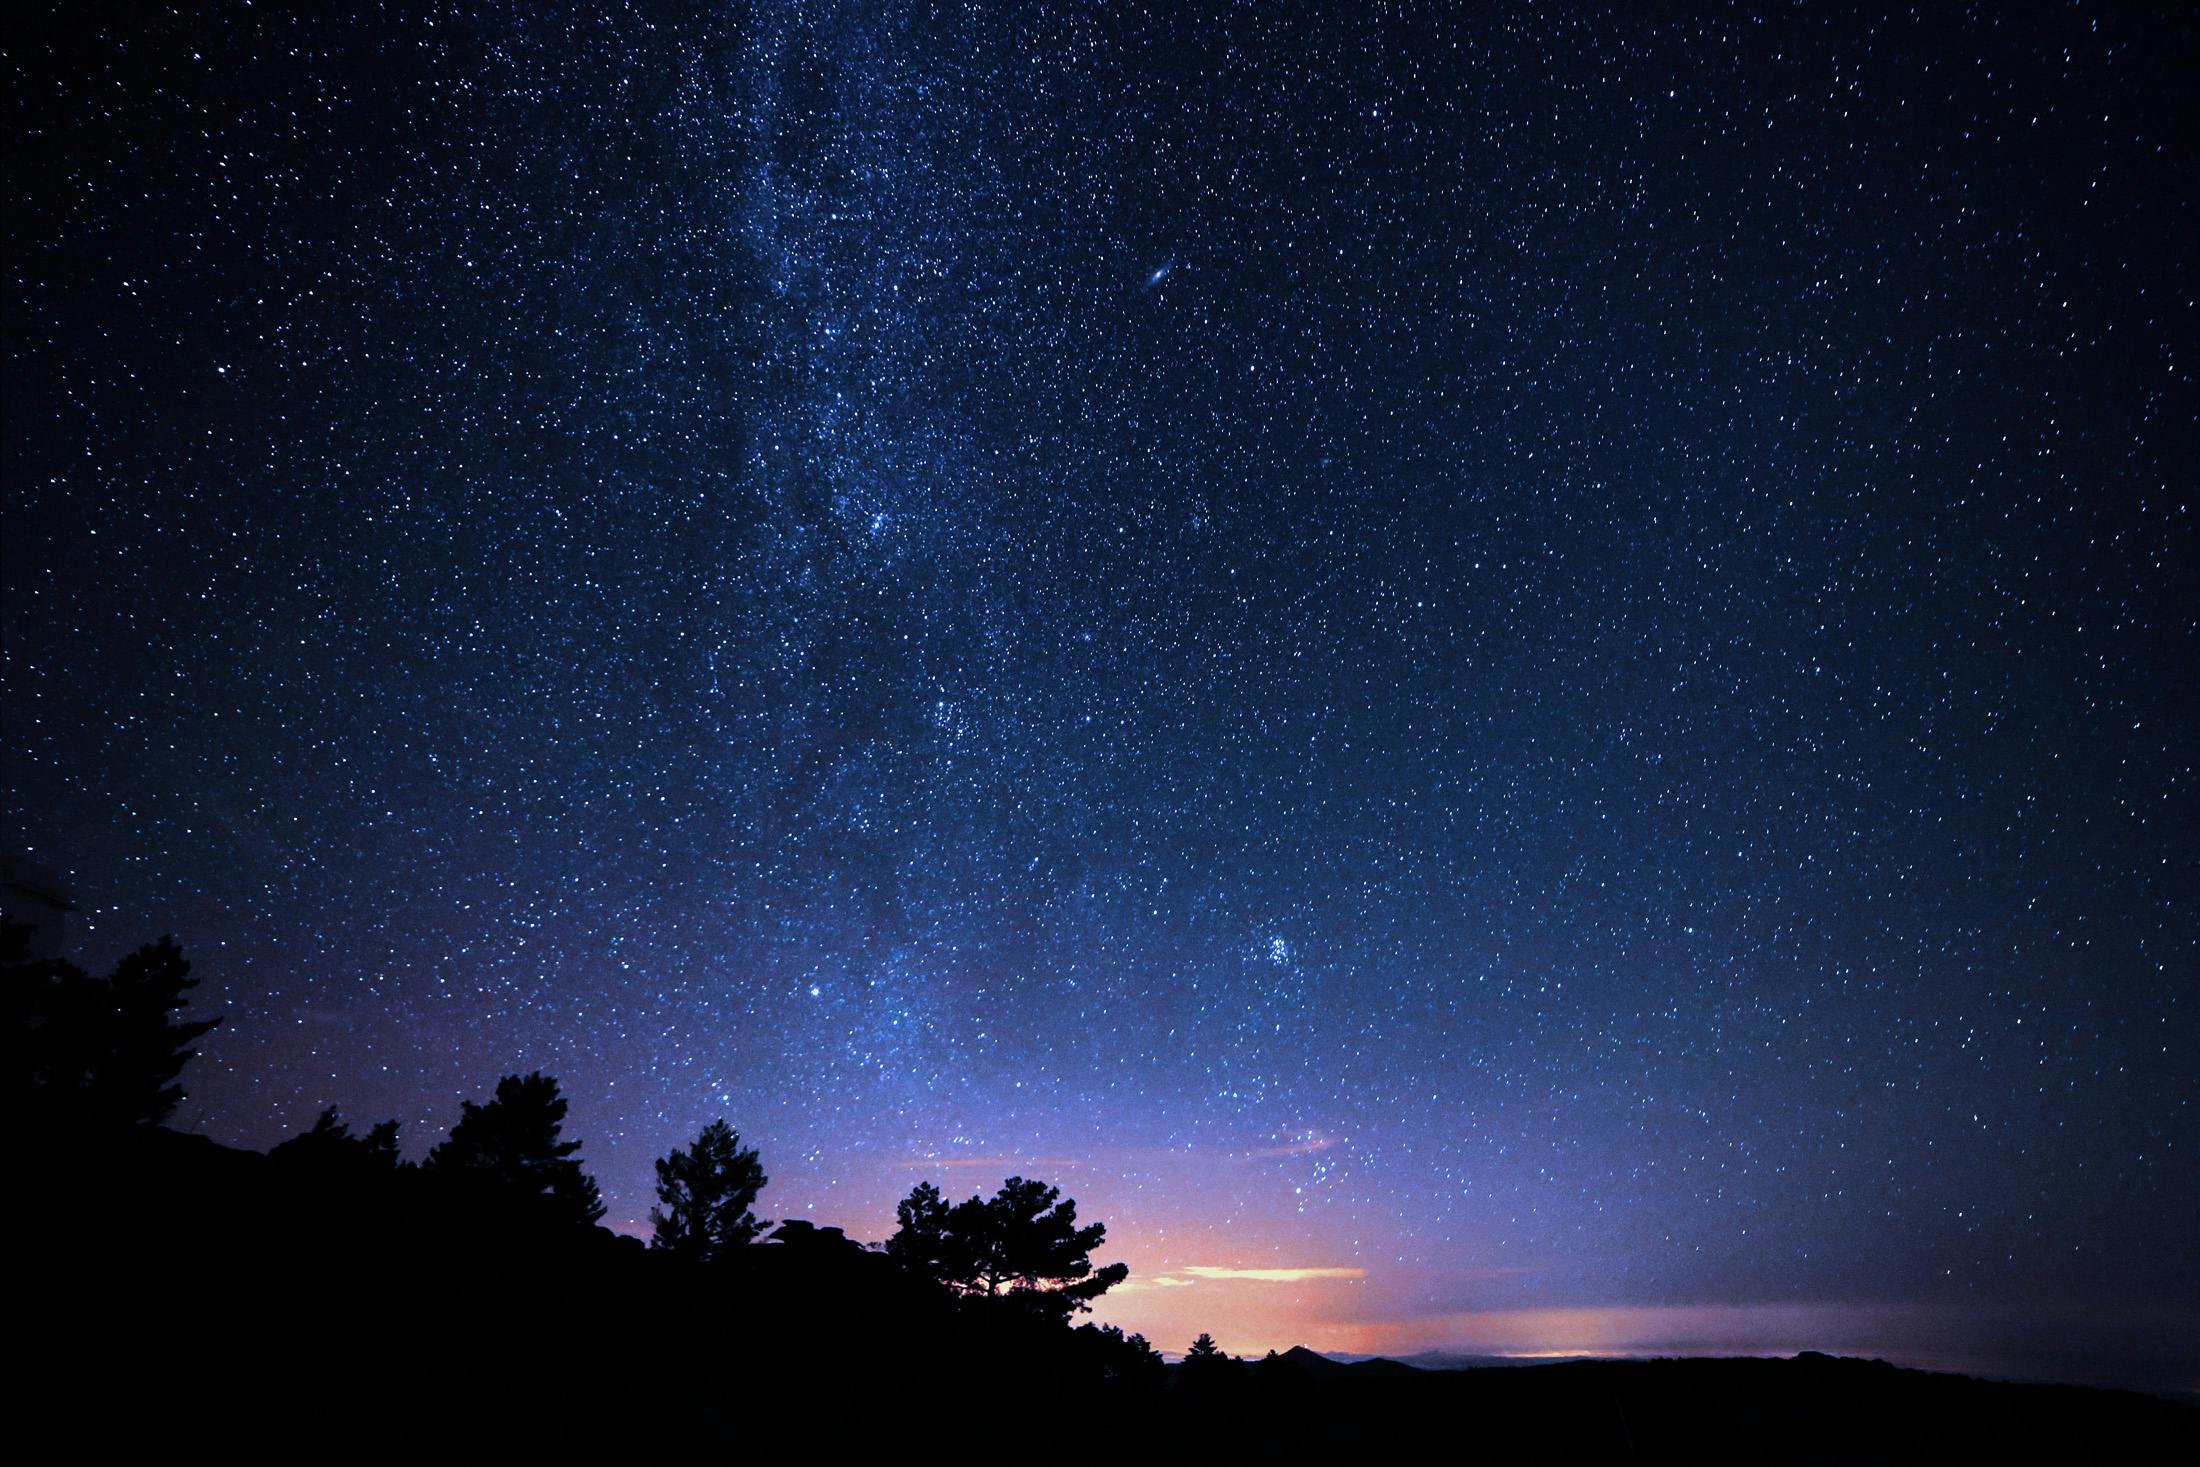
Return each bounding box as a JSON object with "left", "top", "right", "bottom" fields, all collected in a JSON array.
[
  {"left": 425, "top": 1071, "right": 604, "bottom": 1225},
  {"left": 269, "top": 1107, "right": 402, "bottom": 1173},
  {"left": 5, "top": 920, "right": 221, "bottom": 1131},
  {"left": 650, "top": 1118, "right": 768, "bottom": 1261},
  {"left": 884, "top": 1179, "right": 965, "bottom": 1280},
  {"left": 885, "top": 1175, "right": 1127, "bottom": 1314}
]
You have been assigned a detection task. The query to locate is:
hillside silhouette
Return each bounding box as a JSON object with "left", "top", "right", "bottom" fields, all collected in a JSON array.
[{"left": 11, "top": 921, "right": 2193, "bottom": 1461}]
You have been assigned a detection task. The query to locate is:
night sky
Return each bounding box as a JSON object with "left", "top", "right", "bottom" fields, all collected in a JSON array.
[{"left": 6, "top": 3, "right": 2195, "bottom": 1389}]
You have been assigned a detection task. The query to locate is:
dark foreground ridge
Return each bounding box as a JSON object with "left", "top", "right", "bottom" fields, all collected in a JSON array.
[{"left": 21, "top": 1124, "right": 2191, "bottom": 1463}]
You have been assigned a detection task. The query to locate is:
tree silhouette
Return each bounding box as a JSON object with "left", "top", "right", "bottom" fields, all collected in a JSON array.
[
  {"left": 884, "top": 1179, "right": 969, "bottom": 1281},
  {"left": 269, "top": 1107, "right": 401, "bottom": 1174},
  {"left": 649, "top": 1118, "right": 768, "bottom": 1261},
  {"left": 887, "top": 1175, "right": 1127, "bottom": 1315},
  {"left": 424, "top": 1072, "right": 604, "bottom": 1225},
  {"left": 981, "top": 1176, "right": 1128, "bottom": 1312},
  {"left": 1085, "top": 1323, "right": 1168, "bottom": 1386},
  {"left": 1180, "top": 1331, "right": 1242, "bottom": 1387},
  {"left": 5, "top": 920, "right": 221, "bottom": 1131}
]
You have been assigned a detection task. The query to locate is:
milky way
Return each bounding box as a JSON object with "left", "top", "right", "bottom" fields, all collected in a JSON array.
[{"left": 6, "top": 2, "right": 2194, "bottom": 1385}]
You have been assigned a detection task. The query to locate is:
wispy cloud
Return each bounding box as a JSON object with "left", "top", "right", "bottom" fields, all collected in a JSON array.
[
  {"left": 888, "top": 1155, "right": 1086, "bottom": 1171},
  {"left": 1180, "top": 1265, "right": 1367, "bottom": 1283},
  {"left": 1239, "top": 1134, "right": 1339, "bottom": 1159},
  {"left": 1115, "top": 1263, "right": 1367, "bottom": 1293},
  {"left": 888, "top": 1132, "right": 1343, "bottom": 1177}
]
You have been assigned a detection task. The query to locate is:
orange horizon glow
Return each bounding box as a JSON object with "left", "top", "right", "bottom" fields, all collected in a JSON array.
[{"left": 605, "top": 1147, "right": 2197, "bottom": 1394}]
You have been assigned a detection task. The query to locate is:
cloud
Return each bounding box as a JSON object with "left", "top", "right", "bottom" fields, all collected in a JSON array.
[
  {"left": 888, "top": 1155, "right": 1085, "bottom": 1171},
  {"left": 1180, "top": 1265, "right": 1367, "bottom": 1283},
  {"left": 1114, "top": 1263, "right": 1366, "bottom": 1292},
  {"left": 884, "top": 1132, "right": 1342, "bottom": 1178},
  {"left": 1240, "top": 1134, "right": 1340, "bottom": 1159}
]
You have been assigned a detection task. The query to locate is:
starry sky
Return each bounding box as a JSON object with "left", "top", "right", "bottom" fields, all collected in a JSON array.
[{"left": 6, "top": 2, "right": 2195, "bottom": 1390}]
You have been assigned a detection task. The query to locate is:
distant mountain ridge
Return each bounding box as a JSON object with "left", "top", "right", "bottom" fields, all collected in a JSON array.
[
  {"left": 1322, "top": 1348, "right": 1578, "bottom": 1371},
  {"left": 1260, "top": 1345, "right": 1421, "bottom": 1379}
]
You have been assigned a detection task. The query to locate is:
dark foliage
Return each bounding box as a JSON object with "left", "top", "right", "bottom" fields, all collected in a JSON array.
[
  {"left": 884, "top": 1178, "right": 958, "bottom": 1279},
  {"left": 886, "top": 1174, "right": 1129, "bottom": 1316},
  {"left": 4, "top": 919, "right": 220, "bottom": 1131},
  {"left": 424, "top": 1070, "right": 606, "bottom": 1226},
  {"left": 268, "top": 1106, "right": 402, "bottom": 1175},
  {"left": 1180, "top": 1331, "right": 1249, "bottom": 1393},
  {"left": 19, "top": 1120, "right": 2191, "bottom": 1464},
  {"left": 10, "top": 928, "right": 2193, "bottom": 1460},
  {"left": 649, "top": 1118, "right": 767, "bottom": 1261},
  {"left": 1088, "top": 1324, "right": 1169, "bottom": 1386}
]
